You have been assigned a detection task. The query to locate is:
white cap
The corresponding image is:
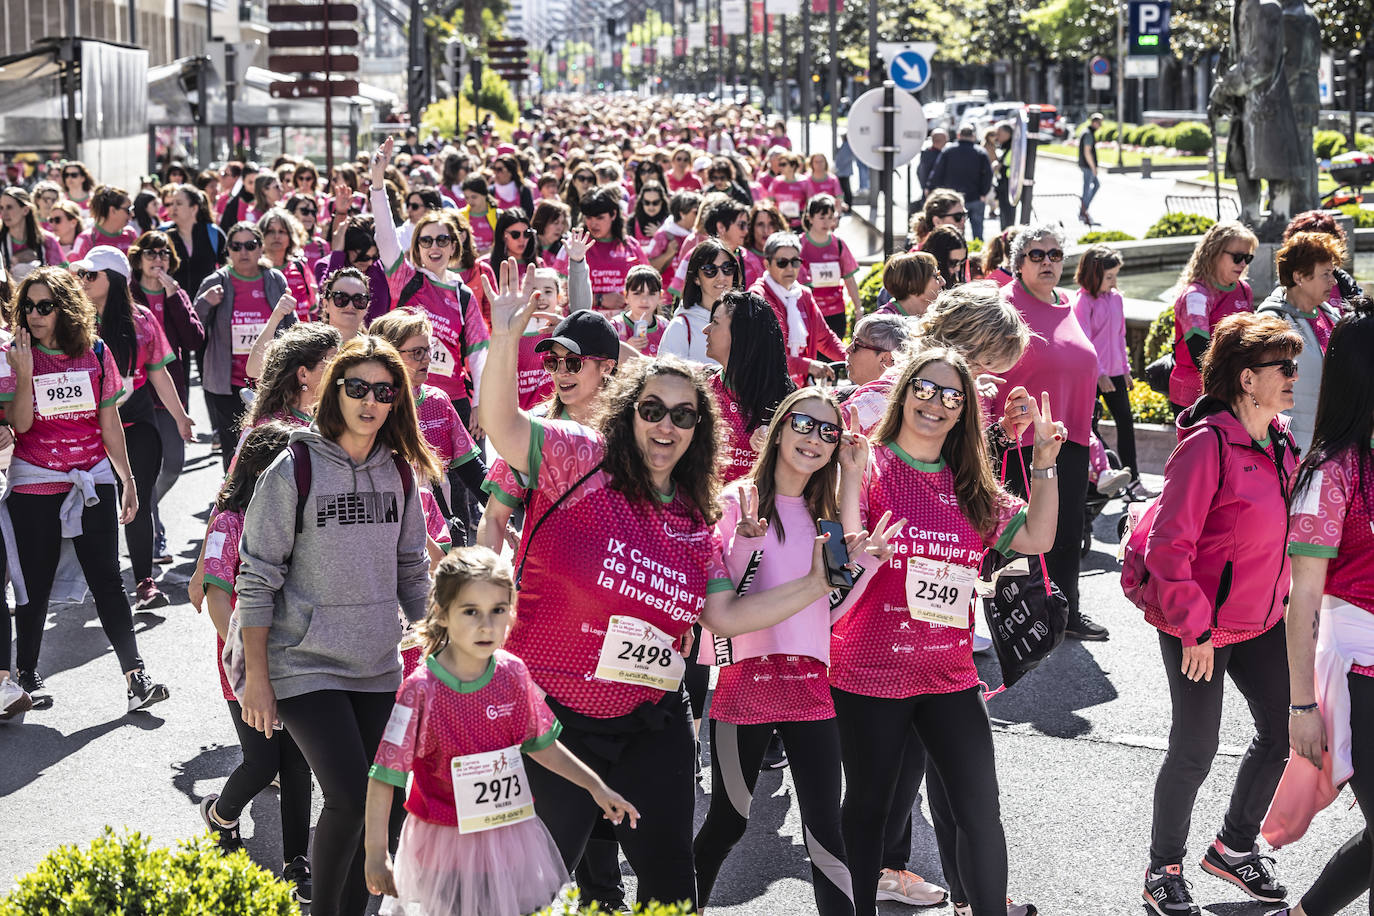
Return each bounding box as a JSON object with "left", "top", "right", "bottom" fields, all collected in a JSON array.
[
  {"left": 692, "top": 155, "right": 713, "bottom": 171},
  {"left": 71, "top": 245, "right": 131, "bottom": 281}
]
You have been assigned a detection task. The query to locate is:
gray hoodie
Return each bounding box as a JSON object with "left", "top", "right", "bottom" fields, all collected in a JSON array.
[
  {"left": 235, "top": 426, "right": 431, "bottom": 699},
  {"left": 1257, "top": 285, "right": 1340, "bottom": 454}
]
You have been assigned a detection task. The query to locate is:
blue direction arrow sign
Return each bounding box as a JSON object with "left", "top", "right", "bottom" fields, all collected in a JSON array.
[{"left": 889, "top": 49, "right": 930, "bottom": 92}]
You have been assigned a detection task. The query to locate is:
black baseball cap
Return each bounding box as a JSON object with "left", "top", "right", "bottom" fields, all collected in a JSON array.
[{"left": 535, "top": 311, "right": 620, "bottom": 361}]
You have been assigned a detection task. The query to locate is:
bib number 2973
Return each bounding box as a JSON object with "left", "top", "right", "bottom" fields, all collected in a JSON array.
[
  {"left": 595, "top": 615, "right": 685, "bottom": 691},
  {"left": 452, "top": 745, "right": 534, "bottom": 834}
]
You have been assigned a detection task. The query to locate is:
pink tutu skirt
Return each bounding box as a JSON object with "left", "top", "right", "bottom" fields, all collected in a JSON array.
[{"left": 380, "top": 814, "right": 569, "bottom": 916}]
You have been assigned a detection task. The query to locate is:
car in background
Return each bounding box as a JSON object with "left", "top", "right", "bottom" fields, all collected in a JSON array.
[{"left": 936, "top": 91, "right": 989, "bottom": 133}]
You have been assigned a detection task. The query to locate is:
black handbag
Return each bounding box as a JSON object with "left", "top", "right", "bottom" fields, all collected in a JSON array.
[
  {"left": 980, "top": 550, "right": 1069, "bottom": 691},
  {"left": 1144, "top": 352, "right": 1174, "bottom": 397}
]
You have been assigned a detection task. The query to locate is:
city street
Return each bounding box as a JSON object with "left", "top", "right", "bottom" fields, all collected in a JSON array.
[{"left": 0, "top": 389, "right": 1363, "bottom": 914}]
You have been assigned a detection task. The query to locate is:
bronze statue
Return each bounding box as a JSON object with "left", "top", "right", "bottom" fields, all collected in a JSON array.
[{"left": 1210, "top": 0, "right": 1321, "bottom": 239}]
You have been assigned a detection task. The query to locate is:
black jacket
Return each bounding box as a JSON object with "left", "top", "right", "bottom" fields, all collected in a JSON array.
[{"left": 929, "top": 140, "right": 993, "bottom": 201}]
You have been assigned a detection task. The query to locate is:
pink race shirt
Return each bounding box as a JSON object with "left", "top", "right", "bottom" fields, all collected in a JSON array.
[
  {"left": 503, "top": 420, "right": 732, "bottom": 718},
  {"left": 585, "top": 238, "right": 649, "bottom": 296},
  {"left": 416, "top": 383, "right": 480, "bottom": 468},
  {"left": 462, "top": 261, "right": 498, "bottom": 330},
  {"left": 129, "top": 304, "right": 176, "bottom": 392},
  {"left": 139, "top": 286, "right": 167, "bottom": 326},
  {"left": 368, "top": 651, "right": 561, "bottom": 826},
  {"left": 805, "top": 174, "right": 842, "bottom": 202},
  {"left": 770, "top": 179, "right": 810, "bottom": 224},
  {"left": 709, "top": 372, "right": 759, "bottom": 483},
  {"left": 515, "top": 328, "right": 555, "bottom": 411},
  {"left": 614, "top": 312, "right": 667, "bottom": 356},
  {"left": 799, "top": 234, "right": 857, "bottom": 318},
  {"left": 228, "top": 269, "right": 273, "bottom": 387},
  {"left": 0, "top": 341, "right": 124, "bottom": 489},
  {"left": 998, "top": 281, "right": 1101, "bottom": 447},
  {"left": 203, "top": 508, "right": 246, "bottom": 702},
  {"left": 830, "top": 444, "right": 1026, "bottom": 698},
  {"left": 282, "top": 259, "right": 317, "bottom": 322},
  {"left": 711, "top": 655, "right": 833, "bottom": 725},
  {"left": 386, "top": 259, "right": 491, "bottom": 401},
  {"left": 1170, "top": 280, "right": 1253, "bottom": 407},
  {"left": 72, "top": 225, "right": 138, "bottom": 258},
  {"left": 468, "top": 211, "right": 495, "bottom": 254},
  {"left": 846, "top": 373, "right": 897, "bottom": 437},
  {"left": 740, "top": 248, "right": 766, "bottom": 289},
  {"left": 666, "top": 172, "right": 703, "bottom": 193},
  {"left": 1289, "top": 442, "right": 1374, "bottom": 621}
]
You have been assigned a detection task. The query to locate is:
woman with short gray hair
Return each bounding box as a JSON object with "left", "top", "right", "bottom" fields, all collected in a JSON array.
[{"left": 998, "top": 220, "right": 1106, "bottom": 640}]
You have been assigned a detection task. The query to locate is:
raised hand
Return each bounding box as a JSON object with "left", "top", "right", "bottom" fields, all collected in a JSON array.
[
  {"left": 9, "top": 326, "right": 33, "bottom": 377},
  {"left": 202, "top": 283, "right": 224, "bottom": 307},
  {"left": 565, "top": 226, "right": 591, "bottom": 262},
  {"left": 155, "top": 266, "right": 179, "bottom": 295},
  {"left": 838, "top": 404, "right": 871, "bottom": 476},
  {"left": 975, "top": 372, "right": 1006, "bottom": 400},
  {"left": 369, "top": 137, "right": 392, "bottom": 190},
  {"left": 273, "top": 292, "right": 298, "bottom": 321},
  {"left": 479, "top": 256, "right": 538, "bottom": 337},
  {"left": 857, "top": 510, "right": 907, "bottom": 565},
  {"left": 735, "top": 481, "right": 769, "bottom": 539},
  {"left": 1001, "top": 384, "right": 1033, "bottom": 437},
  {"left": 1028, "top": 390, "right": 1067, "bottom": 469}
]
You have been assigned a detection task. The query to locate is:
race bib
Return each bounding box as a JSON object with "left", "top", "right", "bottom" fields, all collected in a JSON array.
[
  {"left": 778, "top": 199, "right": 800, "bottom": 218},
  {"left": 905, "top": 556, "right": 977, "bottom": 629},
  {"left": 811, "top": 261, "right": 842, "bottom": 287},
  {"left": 451, "top": 745, "right": 534, "bottom": 834},
  {"left": 430, "top": 339, "right": 456, "bottom": 377},
  {"left": 33, "top": 370, "right": 96, "bottom": 417},
  {"left": 595, "top": 615, "right": 685, "bottom": 691},
  {"left": 232, "top": 321, "right": 267, "bottom": 356}
]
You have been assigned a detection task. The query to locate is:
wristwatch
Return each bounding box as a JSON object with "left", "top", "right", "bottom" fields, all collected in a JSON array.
[{"left": 1030, "top": 465, "right": 1057, "bottom": 479}]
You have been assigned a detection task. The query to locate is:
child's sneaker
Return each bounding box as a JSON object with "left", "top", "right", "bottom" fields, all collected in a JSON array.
[
  {"left": 282, "top": 856, "right": 312, "bottom": 903},
  {"left": 199, "top": 795, "right": 244, "bottom": 853}
]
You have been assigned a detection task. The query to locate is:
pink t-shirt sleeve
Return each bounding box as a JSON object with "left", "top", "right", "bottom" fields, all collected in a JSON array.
[
  {"left": 1289, "top": 456, "right": 1352, "bottom": 558},
  {"left": 482, "top": 457, "right": 527, "bottom": 509},
  {"left": 1174, "top": 284, "right": 1213, "bottom": 342},
  {"left": 136, "top": 307, "right": 175, "bottom": 376},
  {"left": 97, "top": 342, "right": 124, "bottom": 406},
  {"left": 515, "top": 659, "right": 561, "bottom": 751},
  {"left": 986, "top": 489, "right": 1029, "bottom": 554},
  {"left": 202, "top": 509, "right": 244, "bottom": 595},
  {"left": 839, "top": 239, "right": 859, "bottom": 278},
  {"left": 0, "top": 341, "right": 16, "bottom": 399},
  {"left": 529, "top": 418, "right": 604, "bottom": 497},
  {"left": 370, "top": 677, "right": 426, "bottom": 783}
]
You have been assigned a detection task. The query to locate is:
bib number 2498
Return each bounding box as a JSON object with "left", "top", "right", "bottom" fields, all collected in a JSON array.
[{"left": 595, "top": 615, "right": 685, "bottom": 691}]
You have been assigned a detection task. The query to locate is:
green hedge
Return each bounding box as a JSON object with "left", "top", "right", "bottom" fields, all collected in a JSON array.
[
  {"left": 1315, "top": 129, "right": 1348, "bottom": 160},
  {"left": 1144, "top": 212, "right": 1215, "bottom": 238},
  {"left": 1078, "top": 229, "right": 1137, "bottom": 244},
  {"left": 1338, "top": 203, "right": 1374, "bottom": 228},
  {"left": 1166, "top": 121, "right": 1212, "bottom": 154},
  {"left": 1144, "top": 305, "right": 1174, "bottom": 364},
  {"left": 534, "top": 890, "right": 694, "bottom": 915},
  {"left": 857, "top": 262, "right": 885, "bottom": 314}
]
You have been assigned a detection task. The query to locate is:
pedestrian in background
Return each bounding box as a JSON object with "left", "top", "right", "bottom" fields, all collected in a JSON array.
[
  {"left": 929, "top": 125, "right": 992, "bottom": 241},
  {"left": 915, "top": 128, "right": 948, "bottom": 209},
  {"left": 1078, "top": 113, "right": 1103, "bottom": 225}
]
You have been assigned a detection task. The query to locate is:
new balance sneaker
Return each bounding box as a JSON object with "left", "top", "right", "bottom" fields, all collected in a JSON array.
[
  {"left": 16, "top": 670, "right": 52, "bottom": 709},
  {"left": 875, "top": 869, "right": 947, "bottom": 905},
  {"left": 1200, "top": 841, "right": 1287, "bottom": 903},
  {"left": 0, "top": 676, "right": 33, "bottom": 724},
  {"left": 952, "top": 898, "right": 1037, "bottom": 916},
  {"left": 199, "top": 794, "right": 244, "bottom": 853},
  {"left": 282, "top": 855, "right": 312, "bottom": 903},
  {"left": 134, "top": 578, "right": 169, "bottom": 611},
  {"left": 1144, "top": 865, "right": 1202, "bottom": 916},
  {"left": 127, "top": 669, "right": 170, "bottom": 713}
]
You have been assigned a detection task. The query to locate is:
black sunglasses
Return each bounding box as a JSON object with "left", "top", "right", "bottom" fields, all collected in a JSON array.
[
  {"left": 407, "top": 201, "right": 428, "bottom": 211},
  {"left": 1225, "top": 250, "right": 1256, "bottom": 266},
  {"left": 63, "top": 170, "right": 83, "bottom": 179},
  {"left": 786, "top": 411, "right": 841, "bottom": 444},
  {"left": 328, "top": 291, "right": 370, "bottom": 310},
  {"left": 1024, "top": 248, "right": 1064, "bottom": 263},
  {"left": 573, "top": 173, "right": 594, "bottom": 182},
  {"left": 635, "top": 398, "right": 699, "bottom": 429},
  {"left": 505, "top": 226, "right": 535, "bottom": 238},
  {"left": 417, "top": 234, "right": 455, "bottom": 248},
  {"left": 910, "top": 376, "right": 966, "bottom": 410},
  {"left": 771, "top": 256, "right": 802, "bottom": 269},
  {"left": 1250, "top": 358, "right": 1298, "bottom": 378},
  {"left": 543, "top": 354, "right": 605, "bottom": 374},
  {"left": 940, "top": 211, "right": 968, "bottom": 222},
  {"left": 336, "top": 377, "right": 399, "bottom": 403},
  {"left": 22, "top": 298, "right": 58, "bottom": 316},
  {"left": 141, "top": 248, "right": 170, "bottom": 259},
  {"left": 296, "top": 206, "right": 318, "bottom": 216},
  {"left": 698, "top": 260, "right": 738, "bottom": 278},
  {"left": 75, "top": 268, "right": 99, "bottom": 282},
  {"left": 350, "top": 250, "right": 378, "bottom": 264},
  {"left": 229, "top": 239, "right": 261, "bottom": 252}
]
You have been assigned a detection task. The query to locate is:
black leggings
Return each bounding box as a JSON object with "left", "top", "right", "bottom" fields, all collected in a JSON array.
[
  {"left": 1302, "top": 674, "right": 1374, "bottom": 915},
  {"left": 205, "top": 388, "right": 247, "bottom": 473},
  {"left": 1003, "top": 441, "right": 1089, "bottom": 619},
  {"left": 121, "top": 420, "right": 161, "bottom": 583},
  {"left": 11, "top": 486, "right": 143, "bottom": 676},
  {"left": 695, "top": 717, "right": 854, "bottom": 914},
  {"left": 0, "top": 540, "right": 9, "bottom": 673},
  {"left": 1149, "top": 623, "right": 1290, "bottom": 870},
  {"left": 1097, "top": 374, "right": 1138, "bottom": 479},
  {"left": 151, "top": 409, "right": 187, "bottom": 544},
  {"left": 527, "top": 691, "right": 699, "bottom": 910},
  {"left": 276, "top": 688, "right": 396, "bottom": 916},
  {"left": 833, "top": 685, "right": 1007, "bottom": 916},
  {"left": 221, "top": 699, "right": 313, "bottom": 863},
  {"left": 883, "top": 726, "right": 970, "bottom": 904},
  {"left": 683, "top": 624, "right": 709, "bottom": 721}
]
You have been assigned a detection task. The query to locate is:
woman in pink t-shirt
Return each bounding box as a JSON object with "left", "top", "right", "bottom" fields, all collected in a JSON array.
[
  {"left": 71, "top": 185, "right": 140, "bottom": 258},
  {"left": 0, "top": 188, "right": 66, "bottom": 280},
  {"left": 832, "top": 348, "right": 1062, "bottom": 916},
  {"left": 0, "top": 266, "right": 169, "bottom": 712},
  {"left": 579, "top": 186, "right": 650, "bottom": 315},
  {"left": 1169, "top": 221, "right": 1257, "bottom": 410},
  {"left": 478, "top": 258, "right": 837, "bottom": 911},
  {"left": 259, "top": 208, "right": 318, "bottom": 323}
]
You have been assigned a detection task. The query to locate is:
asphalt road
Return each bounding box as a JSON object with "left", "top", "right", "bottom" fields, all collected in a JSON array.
[{"left": 1, "top": 389, "right": 1367, "bottom": 915}]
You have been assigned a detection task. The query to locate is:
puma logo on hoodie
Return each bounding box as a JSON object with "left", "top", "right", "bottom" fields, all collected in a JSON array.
[{"left": 315, "top": 492, "right": 399, "bottom": 526}]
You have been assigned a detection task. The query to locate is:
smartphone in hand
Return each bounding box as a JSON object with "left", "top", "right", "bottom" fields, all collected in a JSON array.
[{"left": 817, "top": 518, "right": 854, "bottom": 590}]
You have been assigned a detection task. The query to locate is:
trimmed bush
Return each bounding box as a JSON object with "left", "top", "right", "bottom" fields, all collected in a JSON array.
[
  {"left": 857, "top": 262, "right": 885, "bottom": 314},
  {"left": 1078, "top": 229, "right": 1137, "bottom": 243},
  {"left": 1165, "top": 121, "right": 1212, "bottom": 154},
  {"left": 1315, "top": 129, "right": 1349, "bottom": 160},
  {"left": 1127, "top": 377, "right": 1175, "bottom": 424},
  {"left": 1144, "top": 304, "right": 1174, "bottom": 365},
  {"left": 1144, "top": 212, "right": 1215, "bottom": 238},
  {"left": 535, "top": 890, "right": 695, "bottom": 915},
  {"left": 1098, "top": 120, "right": 1119, "bottom": 142},
  {"left": 967, "top": 237, "right": 985, "bottom": 254},
  {"left": 1338, "top": 203, "right": 1374, "bottom": 228},
  {"left": 0, "top": 828, "right": 298, "bottom": 916},
  {"left": 1356, "top": 133, "right": 1374, "bottom": 153},
  {"left": 1136, "top": 124, "right": 1166, "bottom": 147},
  {"left": 1121, "top": 124, "right": 1142, "bottom": 145}
]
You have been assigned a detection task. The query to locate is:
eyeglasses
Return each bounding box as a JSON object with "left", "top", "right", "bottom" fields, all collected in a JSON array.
[
  {"left": 940, "top": 211, "right": 968, "bottom": 222},
  {"left": 1024, "top": 248, "right": 1064, "bottom": 263},
  {"left": 698, "top": 260, "right": 738, "bottom": 278},
  {"left": 1225, "top": 250, "right": 1256, "bottom": 266},
  {"left": 847, "top": 339, "right": 888, "bottom": 356},
  {"left": 336, "top": 377, "right": 399, "bottom": 403},
  {"left": 635, "top": 398, "right": 699, "bottom": 429},
  {"left": 328, "top": 291, "right": 370, "bottom": 310},
  {"left": 573, "top": 173, "right": 594, "bottom": 183},
  {"left": 505, "top": 227, "right": 534, "bottom": 239},
  {"left": 641, "top": 197, "right": 664, "bottom": 206},
  {"left": 63, "top": 170, "right": 82, "bottom": 179},
  {"left": 417, "top": 233, "right": 455, "bottom": 248},
  {"left": 770, "top": 257, "right": 802, "bottom": 269},
  {"left": 407, "top": 201, "right": 428, "bottom": 211},
  {"left": 296, "top": 206, "right": 317, "bottom": 217},
  {"left": 76, "top": 269, "right": 99, "bottom": 282},
  {"left": 397, "top": 345, "right": 431, "bottom": 362},
  {"left": 141, "top": 248, "right": 170, "bottom": 260},
  {"left": 350, "top": 250, "right": 378, "bottom": 264},
  {"left": 229, "top": 239, "right": 262, "bottom": 252},
  {"left": 786, "top": 411, "right": 841, "bottom": 443},
  {"left": 543, "top": 354, "right": 605, "bottom": 374},
  {"left": 910, "top": 376, "right": 966, "bottom": 410},
  {"left": 1250, "top": 358, "right": 1298, "bottom": 378},
  {"left": 21, "top": 298, "right": 58, "bottom": 316}
]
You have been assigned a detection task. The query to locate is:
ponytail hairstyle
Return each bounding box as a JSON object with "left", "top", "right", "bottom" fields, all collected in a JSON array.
[
  {"left": 242, "top": 322, "right": 342, "bottom": 428},
  {"left": 216, "top": 421, "right": 295, "bottom": 513},
  {"left": 980, "top": 224, "right": 1021, "bottom": 276},
  {"left": 911, "top": 189, "right": 963, "bottom": 241},
  {"left": 419, "top": 547, "right": 516, "bottom": 657}
]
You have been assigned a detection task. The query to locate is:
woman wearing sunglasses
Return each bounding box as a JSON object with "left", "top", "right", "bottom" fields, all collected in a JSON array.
[
  {"left": 491, "top": 154, "right": 536, "bottom": 214},
  {"left": 258, "top": 209, "right": 318, "bottom": 322},
  {"left": 488, "top": 208, "right": 537, "bottom": 284},
  {"left": 1169, "top": 220, "right": 1259, "bottom": 412},
  {"left": 923, "top": 225, "right": 970, "bottom": 291},
  {"left": 71, "top": 185, "right": 139, "bottom": 259},
  {"left": 666, "top": 144, "right": 704, "bottom": 193},
  {"left": 459, "top": 175, "right": 499, "bottom": 254},
  {"left": 531, "top": 199, "right": 570, "bottom": 273},
  {"left": 750, "top": 231, "right": 846, "bottom": 386},
  {"left": 47, "top": 200, "right": 84, "bottom": 262},
  {"left": 284, "top": 193, "right": 328, "bottom": 274},
  {"left": 833, "top": 348, "right": 1062, "bottom": 916},
  {"left": 562, "top": 166, "right": 597, "bottom": 225},
  {"left": 695, "top": 386, "right": 902, "bottom": 916},
  {"left": 1255, "top": 231, "right": 1345, "bottom": 453},
  {"left": 235, "top": 335, "right": 439, "bottom": 916},
  {"left": 909, "top": 190, "right": 967, "bottom": 251},
  {"left": 60, "top": 160, "right": 95, "bottom": 214},
  {"left": 479, "top": 258, "right": 836, "bottom": 912},
  {"left": 667, "top": 193, "right": 749, "bottom": 300},
  {"left": 661, "top": 238, "right": 741, "bottom": 366},
  {"left": 195, "top": 221, "right": 294, "bottom": 471},
  {"left": 395, "top": 187, "right": 441, "bottom": 251},
  {"left": 579, "top": 186, "right": 650, "bottom": 315},
  {"left": 0, "top": 266, "right": 170, "bottom": 713},
  {"left": 628, "top": 180, "right": 668, "bottom": 245},
  {"left": 996, "top": 221, "right": 1105, "bottom": 641},
  {"left": 371, "top": 138, "right": 491, "bottom": 438},
  {"left": 1129, "top": 313, "right": 1302, "bottom": 916}
]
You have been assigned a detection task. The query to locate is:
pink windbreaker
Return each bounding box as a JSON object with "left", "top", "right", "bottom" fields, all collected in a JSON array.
[{"left": 1137, "top": 400, "right": 1297, "bottom": 646}]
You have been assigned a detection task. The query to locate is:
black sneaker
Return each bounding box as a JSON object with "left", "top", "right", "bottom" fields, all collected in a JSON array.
[
  {"left": 282, "top": 855, "right": 312, "bottom": 903},
  {"left": 1200, "top": 842, "right": 1287, "bottom": 903},
  {"left": 1065, "top": 613, "right": 1110, "bottom": 641},
  {"left": 16, "top": 670, "right": 53, "bottom": 709},
  {"left": 199, "top": 795, "right": 244, "bottom": 853},
  {"left": 1143, "top": 865, "right": 1201, "bottom": 916},
  {"left": 763, "top": 731, "right": 789, "bottom": 770},
  {"left": 127, "top": 669, "right": 170, "bottom": 713}
]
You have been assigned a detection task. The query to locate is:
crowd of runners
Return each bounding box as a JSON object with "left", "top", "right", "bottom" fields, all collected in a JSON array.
[{"left": 0, "top": 93, "right": 1372, "bottom": 916}]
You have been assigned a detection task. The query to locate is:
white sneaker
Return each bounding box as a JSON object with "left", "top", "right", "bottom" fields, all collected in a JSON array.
[
  {"left": 875, "top": 868, "right": 947, "bottom": 905},
  {"left": 0, "top": 676, "right": 33, "bottom": 724},
  {"left": 972, "top": 632, "right": 994, "bottom": 655},
  {"left": 1096, "top": 467, "right": 1133, "bottom": 497}
]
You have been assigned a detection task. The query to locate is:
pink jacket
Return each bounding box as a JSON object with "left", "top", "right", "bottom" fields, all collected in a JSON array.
[
  {"left": 1136, "top": 400, "right": 1297, "bottom": 646},
  {"left": 749, "top": 277, "right": 845, "bottom": 385}
]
